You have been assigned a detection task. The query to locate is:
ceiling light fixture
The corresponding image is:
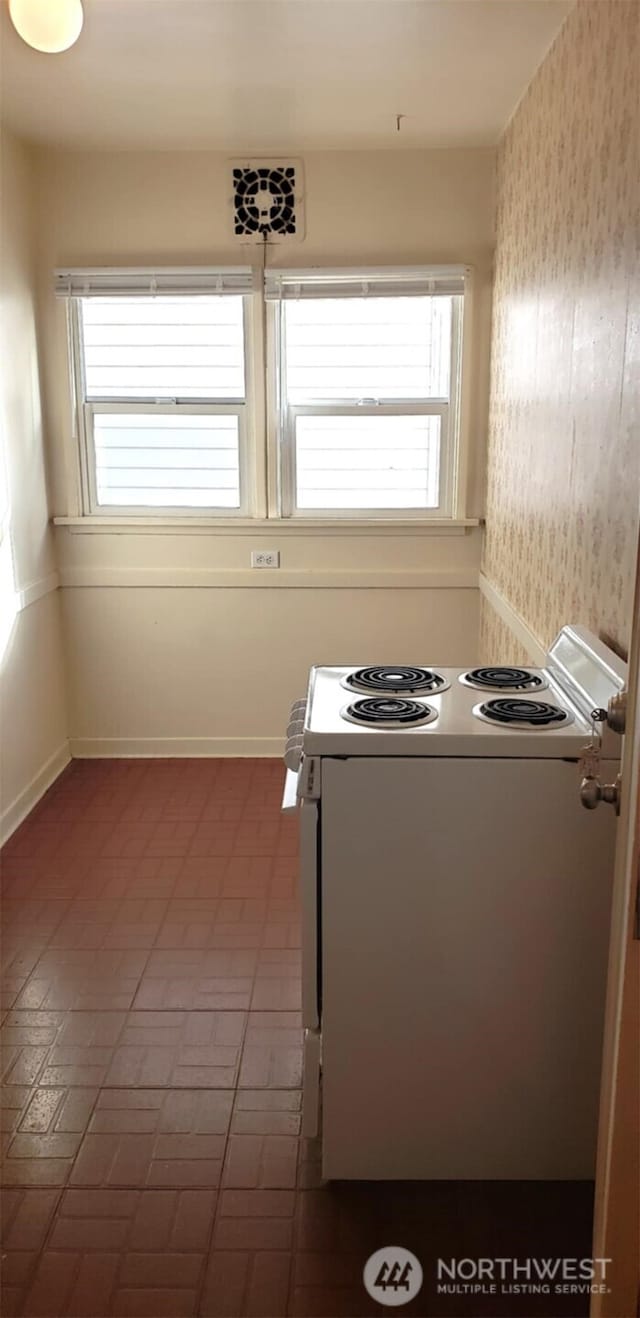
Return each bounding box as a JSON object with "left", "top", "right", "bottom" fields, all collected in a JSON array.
[{"left": 8, "top": 0, "right": 84, "bottom": 53}]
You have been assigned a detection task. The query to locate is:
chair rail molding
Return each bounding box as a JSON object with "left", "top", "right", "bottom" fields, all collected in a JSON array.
[{"left": 479, "top": 572, "right": 547, "bottom": 666}]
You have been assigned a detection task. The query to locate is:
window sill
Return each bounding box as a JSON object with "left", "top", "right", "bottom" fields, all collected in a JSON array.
[{"left": 53, "top": 515, "right": 481, "bottom": 537}]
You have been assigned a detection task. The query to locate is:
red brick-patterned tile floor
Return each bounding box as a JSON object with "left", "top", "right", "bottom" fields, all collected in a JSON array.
[{"left": 1, "top": 760, "right": 593, "bottom": 1318}]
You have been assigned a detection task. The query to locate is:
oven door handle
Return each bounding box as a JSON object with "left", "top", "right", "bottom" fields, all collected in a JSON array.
[{"left": 281, "top": 767, "right": 300, "bottom": 814}]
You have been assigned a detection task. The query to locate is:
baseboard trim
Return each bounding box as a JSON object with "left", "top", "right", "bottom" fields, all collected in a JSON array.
[
  {"left": 15, "top": 571, "right": 60, "bottom": 613},
  {"left": 479, "top": 573, "right": 547, "bottom": 666},
  {"left": 1, "top": 741, "right": 71, "bottom": 845},
  {"left": 69, "top": 737, "right": 284, "bottom": 758}
]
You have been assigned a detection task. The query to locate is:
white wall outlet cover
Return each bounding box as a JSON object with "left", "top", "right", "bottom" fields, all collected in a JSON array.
[{"left": 251, "top": 550, "right": 280, "bottom": 568}]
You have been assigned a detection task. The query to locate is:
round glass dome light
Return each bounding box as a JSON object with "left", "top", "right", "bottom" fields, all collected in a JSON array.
[{"left": 9, "top": 0, "right": 84, "bottom": 53}]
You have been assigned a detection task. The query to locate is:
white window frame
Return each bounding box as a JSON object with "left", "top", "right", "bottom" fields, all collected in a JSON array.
[
  {"left": 267, "top": 271, "right": 466, "bottom": 521},
  {"left": 64, "top": 274, "right": 258, "bottom": 518},
  {"left": 57, "top": 264, "right": 476, "bottom": 529}
]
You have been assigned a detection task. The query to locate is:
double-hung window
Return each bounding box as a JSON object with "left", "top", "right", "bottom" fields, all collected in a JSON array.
[
  {"left": 56, "top": 268, "right": 255, "bottom": 514},
  {"left": 266, "top": 267, "right": 465, "bottom": 518},
  {"left": 59, "top": 264, "right": 469, "bottom": 522}
]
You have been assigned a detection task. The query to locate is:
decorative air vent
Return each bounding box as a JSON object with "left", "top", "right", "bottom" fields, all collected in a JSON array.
[{"left": 230, "top": 159, "right": 304, "bottom": 243}]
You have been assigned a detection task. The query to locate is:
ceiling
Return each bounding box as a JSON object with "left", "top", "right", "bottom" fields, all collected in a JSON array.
[{"left": 0, "top": 0, "right": 572, "bottom": 151}]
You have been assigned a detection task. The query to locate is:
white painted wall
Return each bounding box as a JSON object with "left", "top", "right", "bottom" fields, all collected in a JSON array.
[
  {"left": 0, "top": 128, "right": 69, "bottom": 838},
  {"left": 35, "top": 147, "right": 494, "bottom": 751}
]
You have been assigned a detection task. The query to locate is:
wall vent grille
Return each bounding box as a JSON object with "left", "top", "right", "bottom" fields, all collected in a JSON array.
[{"left": 230, "top": 159, "right": 304, "bottom": 243}]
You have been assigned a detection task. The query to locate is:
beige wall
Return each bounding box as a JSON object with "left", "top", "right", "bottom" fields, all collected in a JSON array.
[
  {"left": 59, "top": 584, "right": 478, "bottom": 755},
  {"left": 34, "top": 147, "right": 494, "bottom": 749},
  {"left": 56, "top": 523, "right": 479, "bottom": 752},
  {"left": 0, "top": 128, "right": 68, "bottom": 838},
  {"left": 481, "top": 0, "right": 639, "bottom": 665}
]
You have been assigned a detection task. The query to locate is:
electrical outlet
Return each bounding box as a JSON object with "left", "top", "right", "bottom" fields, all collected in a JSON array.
[{"left": 251, "top": 550, "right": 280, "bottom": 568}]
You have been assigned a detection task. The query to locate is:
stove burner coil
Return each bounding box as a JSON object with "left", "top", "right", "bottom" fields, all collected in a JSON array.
[
  {"left": 342, "top": 697, "right": 436, "bottom": 727},
  {"left": 462, "top": 666, "right": 544, "bottom": 691},
  {"left": 344, "top": 666, "right": 448, "bottom": 695},
  {"left": 478, "top": 698, "right": 570, "bottom": 728}
]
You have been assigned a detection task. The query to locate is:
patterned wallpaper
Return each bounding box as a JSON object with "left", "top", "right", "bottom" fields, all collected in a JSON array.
[
  {"left": 481, "top": 0, "right": 639, "bottom": 665},
  {"left": 479, "top": 603, "right": 531, "bottom": 668}
]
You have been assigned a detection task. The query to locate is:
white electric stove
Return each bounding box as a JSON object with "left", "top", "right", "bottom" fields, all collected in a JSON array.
[{"left": 282, "top": 626, "right": 627, "bottom": 1181}]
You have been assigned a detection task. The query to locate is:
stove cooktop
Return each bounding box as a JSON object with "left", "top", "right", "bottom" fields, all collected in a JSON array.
[
  {"left": 459, "top": 666, "right": 547, "bottom": 693},
  {"left": 294, "top": 629, "right": 627, "bottom": 759},
  {"left": 341, "top": 666, "right": 450, "bottom": 696},
  {"left": 472, "top": 698, "right": 573, "bottom": 729},
  {"left": 341, "top": 697, "right": 438, "bottom": 728},
  {"left": 302, "top": 662, "right": 590, "bottom": 757}
]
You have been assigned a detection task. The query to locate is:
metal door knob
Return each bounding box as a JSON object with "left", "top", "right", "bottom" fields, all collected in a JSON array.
[
  {"left": 580, "top": 774, "right": 621, "bottom": 814},
  {"left": 607, "top": 691, "right": 627, "bottom": 734}
]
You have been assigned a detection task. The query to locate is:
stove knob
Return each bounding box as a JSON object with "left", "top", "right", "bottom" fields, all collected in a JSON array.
[
  {"left": 284, "top": 734, "right": 304, "bottom": 773},
  {"left": 287, "top": 699, "right": 306, "bottom": 727}
]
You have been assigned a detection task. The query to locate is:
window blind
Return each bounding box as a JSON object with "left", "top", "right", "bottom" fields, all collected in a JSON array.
[
  {"left": 54, "top": 267, "right": 257, "bottom": 298},
  {"left": 92, "top": 412, "right": 241, "bottom": 509},
  {"left": 295, "top": 414, "right": 441, "bottom": 510},
  {"left": 283, "top": 296, "right": 452, "bottom": 402},
  {"left": 264, "top": 266, "right": 467, "bottom": 301},
  {"left": 70, "top": 279, "right": 250, "bottom": 513},
  {"left": 79, "top": 296, "right": 246, "bottom": 400},
  {"left": 276, "top": 274, "right": 462, "bottom": 516}
]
